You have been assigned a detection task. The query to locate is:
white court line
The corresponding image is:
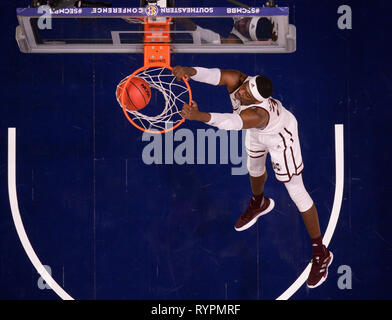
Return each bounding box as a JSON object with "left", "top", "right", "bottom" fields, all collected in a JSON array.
[
  {"left": 8, "top": 128, "right": 74, "bottom": 300},
  {"left": 276, "top": 124, "right": 344, "bottom": 300}
]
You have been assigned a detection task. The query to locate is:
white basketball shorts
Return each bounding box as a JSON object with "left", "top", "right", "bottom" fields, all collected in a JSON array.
[{"left": 245, "top": 110, "right": 304, "bottom": 182}]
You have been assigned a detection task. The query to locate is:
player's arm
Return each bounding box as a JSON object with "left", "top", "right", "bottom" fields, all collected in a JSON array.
[
  {"left": 174, "top": 20, "right": 222, "bottom": 44},
  {"left": 172, "top": 66, "right": 247, "bottom": 93},
  {"left": 181, "top": 100, "right": 268, "bottom": 130}
]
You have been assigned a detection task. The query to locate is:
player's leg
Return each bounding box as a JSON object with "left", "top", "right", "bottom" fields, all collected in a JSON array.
[
  {"left": 247, "top": 166, "right": 269, "bottom": 211},
  {"left": 283, "top": 174, "right": 321, "bottom": 238},
  {"left": 246, "top": 129, "right": 268, "bottom": 201},
  {"left": 300, "top": 203, "right": 321, "bottom": 239},
  {"left": 284, "top": 174, "right": 333, "bottom": 288},
  {"left": 269, "top": 113, "right": 333, "bottom": 288},
  {"left": 249, "top": 169, "right": 268, "bottom": 198},
  {"left": 284, "top": 174, "right": 321, "bottom": 238},
  {"left": 234, "top": 131, "right": 275, "bottom": 232},
  {"left": 270, "top": 114, "right": 324, "bottom": 244}
]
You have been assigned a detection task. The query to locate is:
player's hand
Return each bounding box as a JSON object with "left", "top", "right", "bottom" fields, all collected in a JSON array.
[
  {"left": 181, "top": 100, "right": 200, "bottom": 120},
  {"left": 172, "top": 66, "right": 196, "bottom": 82}
]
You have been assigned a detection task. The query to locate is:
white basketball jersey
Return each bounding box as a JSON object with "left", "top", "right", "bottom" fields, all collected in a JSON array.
[{"left": 230, "top": 76, "right": 290, "bottom": 135}]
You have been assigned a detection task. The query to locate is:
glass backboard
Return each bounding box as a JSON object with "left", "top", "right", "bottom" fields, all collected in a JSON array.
[{"left": 16, "top": 5, "right": 296, "bottom": 53}]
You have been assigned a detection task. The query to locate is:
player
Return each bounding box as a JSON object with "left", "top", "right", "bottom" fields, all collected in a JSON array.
[
  {"left": 175, "top": 16, "right": 277, "bottom": 44},
  {"left": 172, "top": 66, "right": 333, "bottom": 289}
]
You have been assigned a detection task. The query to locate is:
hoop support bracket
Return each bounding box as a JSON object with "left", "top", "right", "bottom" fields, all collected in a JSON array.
[{"left": 144, "top": 19, "right": 171, "bottom": 67}]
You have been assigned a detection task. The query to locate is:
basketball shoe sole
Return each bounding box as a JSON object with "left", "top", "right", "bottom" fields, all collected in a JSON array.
[{"left": 234, "top": 199, "right": 275, "bottom": 232}]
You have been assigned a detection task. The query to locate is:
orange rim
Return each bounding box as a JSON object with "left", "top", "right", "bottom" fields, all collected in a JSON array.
[
  {"left": 120, "top": 16, "right": 188, "bottom": 134},
  {"left": 120, "top": 65, "right": 192, "bottom": 134}
]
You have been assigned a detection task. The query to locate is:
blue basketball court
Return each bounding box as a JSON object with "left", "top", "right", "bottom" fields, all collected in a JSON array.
[{"left": 0, "top": 0, "right": 391, "bottom": 300}]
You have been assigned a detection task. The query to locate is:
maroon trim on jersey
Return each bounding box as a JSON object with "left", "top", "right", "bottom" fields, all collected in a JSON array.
[
  {"left": 269, "top": 100, "right": 275, "bottom": 113},
  {"left": 269, "top": 98, "right": 279, "bottom": 115},
  {"left": 275, "top": 167, "right": 305, "bottom": 183},
  {"left": 279, "top": 132, "right": 290, "bottom": 179},
  {"left": 288, "top": 143, "right": 303, "bottom": 173},
  {"left": 246, "top": 148, "right": 266, "bottom": 153},
  {"left": 275, "top": 131, "right": 304, "bottom": 183},
  {"left": 297, "top": 162, "right": 304, "bottom": 172},
  {"left": 248, "top": 154, "right": 265, "bottom": 159},
  {"left": 275, "top": 171, "right": 289, "bottom": 176},
  {"left": 280, "top": 132, "right": 287, "bottom": 148},
  {"left": 290, "top": 146, "right": 298, "bottom": 174},
  {"left": 276, "top": 176, "right": 290, "bottom": 183},
  {"left": 283, "top": 128, "right": 294, "bottom": 143},
  {"left": 284, "top": 127, "right": 293, "bottom": 136}
]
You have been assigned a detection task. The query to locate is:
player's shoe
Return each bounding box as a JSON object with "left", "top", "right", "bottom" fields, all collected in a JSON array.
[
  {"left": 306, "top": 246, "right": 334, "bottom": 289},
  {"left": 234, "top": 196, "right": 275, "bottom": 232}
]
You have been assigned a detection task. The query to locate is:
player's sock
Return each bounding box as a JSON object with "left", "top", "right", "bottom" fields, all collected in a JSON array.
[
  {"left": 311, "top": 235, "right": 326, "bottom": 256},
  {"left": 251, "top": 192, "right": 264, "bottom": 208}
]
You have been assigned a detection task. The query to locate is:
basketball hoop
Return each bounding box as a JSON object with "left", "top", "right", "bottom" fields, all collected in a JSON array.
[{"left": 116, "top": 16, "right": 192, "bottom": 134}]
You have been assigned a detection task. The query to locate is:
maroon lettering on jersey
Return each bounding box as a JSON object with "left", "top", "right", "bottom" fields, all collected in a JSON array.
[{"left": 269, "top": 98, "right": 280, "bottom": 116}]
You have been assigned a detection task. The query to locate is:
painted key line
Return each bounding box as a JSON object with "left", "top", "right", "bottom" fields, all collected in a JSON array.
[{"left": 8, "top": 128, "right": 74, "bottom": 300}]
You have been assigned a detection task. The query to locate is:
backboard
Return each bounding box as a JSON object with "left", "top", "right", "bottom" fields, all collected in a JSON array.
[{"left": 16, "top": 5, "right": 296, "bottom": 54}]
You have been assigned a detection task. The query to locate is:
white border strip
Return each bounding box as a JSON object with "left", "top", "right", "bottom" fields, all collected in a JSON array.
[
  {"left": 8, "top": 128, "right": 74, "bottom": 300},
  {"left": 276, "top": 124, "right": 344, "bottom": 300}
]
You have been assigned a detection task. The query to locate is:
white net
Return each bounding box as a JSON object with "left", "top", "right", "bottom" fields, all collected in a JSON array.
[{"left": 116, "top": 66, "right": 191, "bottom": 132}]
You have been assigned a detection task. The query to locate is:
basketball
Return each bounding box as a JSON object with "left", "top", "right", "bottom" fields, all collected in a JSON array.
[{"left": 118, "top": 77, "right": 151, "bottom": 111}]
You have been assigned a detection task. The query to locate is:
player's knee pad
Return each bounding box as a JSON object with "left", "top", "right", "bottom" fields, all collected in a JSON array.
[
  {"left": 284, "top": 174, "right": 314, "bottom": 212},
  {"left": 247, "top": 156, "right": 266, "bottom": 177}
]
